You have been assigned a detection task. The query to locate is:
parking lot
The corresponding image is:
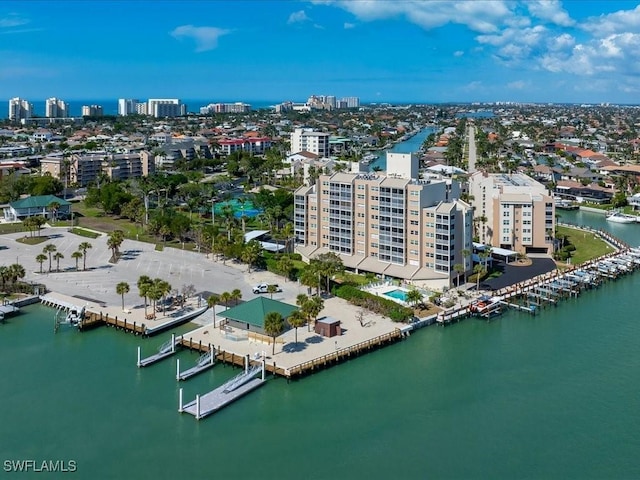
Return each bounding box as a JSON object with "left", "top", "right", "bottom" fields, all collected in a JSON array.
[{"left": 2, "top": 226, "right": 303, "bottom": 309}]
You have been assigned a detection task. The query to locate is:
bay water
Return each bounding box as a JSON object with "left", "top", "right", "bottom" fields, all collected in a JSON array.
[{"left": 3, "top": 205, "right": 640, "bottom": 478}]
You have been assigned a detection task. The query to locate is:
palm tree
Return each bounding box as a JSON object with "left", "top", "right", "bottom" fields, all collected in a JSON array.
[
  {"left": 474, "top": 264, "right": 485, "bottom": 291},
  {"left": 266, "top": 284, "right": 278, "bottom": 299},
  {"left": 48, "top": 201, "right": 61, "bottom": 223},
  {"left": 287, "top": 309, "right": 306, "bottom": 343},
  {"left": 220, "top": 291, "right": 232, "bottom": 310},
  {"left": 264, "top": 311, "right": 284, "bottom": 355},
  {"left": 116, "top": 282, "right": 130, "bottom": 310},
  {"left": 207, "top": 294, "right": 220, "bottom": 327},
  {"left": 71, "top": 251, "right": 83, "bottom": 270},
  {"left": 241, "top": 240, "right": 262, "bottom": 272},
  {"left": 308, "top": 295, "right": 324, "bottom": 330},
  {"left": 0, "top": 266, "right": 8, "bottom": 288},
  {"left": 137, "top": 275, "right": 152, "bottom": 318},
  {"left": 147, "top": 283, "right": 163, "bottom": 317},
  {"left": 312, "top": 252, "right": 344, "bottom": 294},
  {"left": 35, "top": 254, "right": 47, "bottom": 273},
  {"left": 79, "top": 242, "right": 92, "bottom": 271},
  {"left": 453, "top": 263, "right": 465, "bottom": 288},
  {"left": 405, "top": 288, "right": 423, "bottom": 308},
  {"left": 107, "top": 230, "right": 124, "bottom": 261},
  {"left": 230, "top": 288, "right": 242, "bottom": 306},
  {"left": 277, "top": 255, "right": 294, "bottom": 281},
  {"left": 8, "top": 263, "right": 25, "bottom": 284},
  {"left": 153, "top": 278, "right": 171, "bottom": 314},
  {"left": 53, "top": 252, "right": 64, "bottom": 272},
  {"left": 42, "top": 243, "right": 57, "bottom": 272}
]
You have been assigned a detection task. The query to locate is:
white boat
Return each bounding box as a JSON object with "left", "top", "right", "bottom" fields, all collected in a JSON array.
[
  {"left": 361, "top": 154, "right": 378, "bottom": 165},
  {"left": 606, "top": 211, "right": 637, "bottom": 224},
  {"left": 65, "top": 306, "right": 86, "bottom": 325}
]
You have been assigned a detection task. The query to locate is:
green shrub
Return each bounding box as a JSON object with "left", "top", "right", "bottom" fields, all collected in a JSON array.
[{"left": 333, "top": 285, "right": 413, "bottom": 322}]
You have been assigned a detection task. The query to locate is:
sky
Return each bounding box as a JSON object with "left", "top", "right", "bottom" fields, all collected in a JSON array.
[{"left": 3, "top": 1, "right": 640, "bottom": 104}]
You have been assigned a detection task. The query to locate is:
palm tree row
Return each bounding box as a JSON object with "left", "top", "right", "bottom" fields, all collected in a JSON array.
[
  {"left": 206, "top": 289, "right": 242, "bottom": 327},
  {"left": 35, "top": 241, "right": 92, "bottom": 273},
  {"left": 136, "top": 275, "right": 172, "bottom": 319}
]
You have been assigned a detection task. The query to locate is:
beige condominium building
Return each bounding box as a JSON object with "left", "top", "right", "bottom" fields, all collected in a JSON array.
[
  {"left": 40, "top": 151, "right": 155, "bottom": 187},
  {"left": 468, "top": 172, "right": 555, "bottom": 254},
  {"left": 294, "top": 154, "right": 473, "bottom": 288}
]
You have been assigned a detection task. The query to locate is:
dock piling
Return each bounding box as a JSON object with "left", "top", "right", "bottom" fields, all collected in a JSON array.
[
  {"left": 137, "top": 346, "right": 141, "bottom": 367},
  {"left": 176, "top": 359, "right": 180, "bottom": 381},
  {"left": 178, "top": 388, "right": 183, "bottom": 413}
]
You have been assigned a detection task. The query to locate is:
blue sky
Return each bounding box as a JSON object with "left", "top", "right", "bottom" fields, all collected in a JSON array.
[{"left": 3, "top": 1, "right": 640, "bottom": 104}]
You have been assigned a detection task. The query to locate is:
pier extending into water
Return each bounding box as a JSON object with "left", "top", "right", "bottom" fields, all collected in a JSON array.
[{"left": 179, "top": 357, "right": 266, "bottom": 420}]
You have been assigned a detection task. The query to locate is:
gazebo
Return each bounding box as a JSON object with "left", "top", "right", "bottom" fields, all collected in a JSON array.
[{"left": 217, "top": 297, "right": 298, "bottom": 335}]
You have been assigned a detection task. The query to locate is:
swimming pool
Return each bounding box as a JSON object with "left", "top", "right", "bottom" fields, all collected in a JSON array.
[{"left": 383, "top": 289, "right": 409, "bottom": 302}]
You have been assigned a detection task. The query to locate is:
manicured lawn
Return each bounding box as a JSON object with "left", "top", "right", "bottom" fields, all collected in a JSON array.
[
  {"left": 0, "top": 223, "right": 28, "bottom": 235},
  {"left": 556, "top": 225, "right": 614, "bottom": 265},
  {"left": 16, "top": 236, "right": 48, "bottom": 245},
  {"left": 69, "top": 227, "right": 101, "bottom": 239},
  {"left": 335, "top": 271, "right": 372, "bottom": 286}
]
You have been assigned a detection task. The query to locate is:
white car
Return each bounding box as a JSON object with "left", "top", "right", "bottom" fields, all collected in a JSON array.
[{"left": 252, "top": 283, "right": 282, "bottom": 294}]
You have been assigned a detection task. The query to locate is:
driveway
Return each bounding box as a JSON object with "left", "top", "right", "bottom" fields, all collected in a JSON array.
[{"left": 478, "top": 257, "right": 557, "bottom": 291}]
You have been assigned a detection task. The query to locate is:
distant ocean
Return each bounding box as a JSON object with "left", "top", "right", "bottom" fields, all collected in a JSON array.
[{"left": 21, "top": 99, "right": 283, "bottom": 118}]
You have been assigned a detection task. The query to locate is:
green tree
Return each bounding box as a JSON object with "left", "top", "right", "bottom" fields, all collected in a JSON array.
[
  {"left": 405, "top": 288, "right": 423, "bottom": 308},
  {"left": 137, "top": 275, "right": 153, "bottom": 318},
  {"left": 107, "top": 230, "right": 124, "bottom": 261},
  {"left": 220, "top": 291, "right": 232, "bottom": 310},
  {"left": 207, "top": 294, "right": 220, "bottom": 327},
  {"left": 312, "top": 251, "right": 344, "bottom": 294},
  {"left": 35, "top": 254, "right": 47, "bottom": 274},
  {"left": 241, "top": 240, "right": 262, "bottom": 273},
  {"left": 473, "top": 263, "right": 485, "bottom": 291},
  {"left": 116, "top": 281, "right": 130, "bottom": 310},
  {"left": 276, "top": 255, "right": 294, "bottom": 281},
  {"left": 287, "top": 309, "right": 306, "bottom": 343},
  {"left": 8, "top": 263, "right": 25, "bottom": 284},
  {"left": 47, "top": 201, "right": 61, "bottom": 223},
  {"left": 53, "top": 251, "right": 64, "bottom": 272},
  {"left": 264, "top": 311, "right": 284, "bottom": 355},
  {"left": 231, "top": 288, "right": 242, "bottom": 306},
  {"left": 453, "top": 263, "right": 465, "bottom": 288},
  {"left": 71, "top": 250, "right": 83, "bottom": 270},
  {"left": 266, "top": 284, "right": 278, "bottom": 299},
  {"left": 78, "top": 242, "right": 92, "bottom": 271},
  {"left": 42, "top": 243, "right": 57, "bottom": 272}
]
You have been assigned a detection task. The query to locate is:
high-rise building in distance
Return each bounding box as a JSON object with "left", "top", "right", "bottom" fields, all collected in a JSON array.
[
  {"left": 147, "top": 99, "right": 186, "bottom": 118},
  {"left": 82, "top": 105, "right": 103, "bottom": 117},
  {"left": 45, "top": 98, "right": 68, "bottom": 118},
  {"left": 118, "top": 98, "right": 139, "bottom": 116},
  {"left": 8, "top": 97, "right": 33, "bottom": 121}
]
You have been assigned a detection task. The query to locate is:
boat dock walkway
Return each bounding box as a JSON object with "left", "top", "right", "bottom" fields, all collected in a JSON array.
[
  {"left": 137, "top": 334, "right": 181, "bottom": 367},
  {"left": 176, "top": 347, "right": 215, "bottom": 381},
  {"left": 0, "top": 304, "right": 20, "bottom": 318},
  {"left": 40, "top": 292, "right": 208, "bottom": 336},
  {"left": 180, "top": 361, "right": 266, "bottom": 419}
]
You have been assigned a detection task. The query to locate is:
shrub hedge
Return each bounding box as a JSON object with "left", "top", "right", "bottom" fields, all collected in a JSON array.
[{"left": 332, "top": 284, "right": 413, "bottom": 322}]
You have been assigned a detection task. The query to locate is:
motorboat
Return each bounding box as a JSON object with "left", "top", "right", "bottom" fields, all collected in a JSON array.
[{"left": 606, "top": 211, "right": 637, "bottom": 224}]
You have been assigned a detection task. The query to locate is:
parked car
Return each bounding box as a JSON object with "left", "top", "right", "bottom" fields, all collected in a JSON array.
[{"left": 252, "top": 283, "right": 282, "bottom": 294}]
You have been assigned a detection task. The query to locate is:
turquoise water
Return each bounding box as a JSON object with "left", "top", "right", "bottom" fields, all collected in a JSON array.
[
  {"left": 370, "top": 127, "right": 435, "bottom": 170},
  {"left": 3, "top": 209, "right": 640, "bottom": 478},
  {"left": 383, "top": 288, "right": 408, "bottom": 301}
]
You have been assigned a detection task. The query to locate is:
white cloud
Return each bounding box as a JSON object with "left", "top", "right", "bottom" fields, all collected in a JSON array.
[
  {"left": 507, "top": 80, "right": 527, "bottom": 89},
  {"left": 288, "top": 10, "right": 311, "bottom": 24},
  {"left": 170, "top": 25, "right": 229, "bottom": 52},
  {"left": 587, "top": 4, "right": 640, "bottom": 35},
  {"left": 453, "top": 50, "right": 464, "bottom": 57},
  {"left": 527, "top": 0, "right": 574, "bottom": 26},
  {"left": 313, "top": 0, "right": 511, "bottom": 33},
  {"left": 0, "top": 14, "right": 29, "bottom": 28},
  {"left": 344, "top": 22, "right": 355, "bottom": 29}
]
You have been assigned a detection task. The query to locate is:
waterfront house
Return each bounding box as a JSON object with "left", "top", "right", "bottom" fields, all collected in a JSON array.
[{"left": 3, "top": 194, "right": 71, "bottom": 222}]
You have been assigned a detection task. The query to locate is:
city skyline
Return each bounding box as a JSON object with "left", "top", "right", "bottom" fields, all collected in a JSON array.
[{"left": 3, "top": 1, "right": 640, "bottom": 104}]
